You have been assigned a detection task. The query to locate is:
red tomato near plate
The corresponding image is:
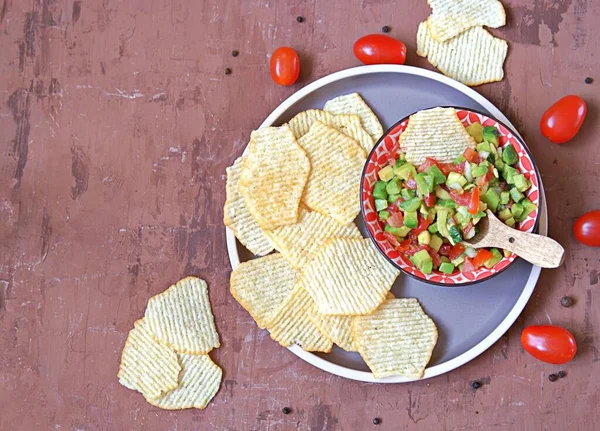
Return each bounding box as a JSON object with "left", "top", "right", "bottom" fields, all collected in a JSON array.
[
  {"left": 521, "top": 325, "right": 577, "bottom": 364},
  {"left": 574, "top": 210, "right": 600, "bottom": 246},
  {"left": 540, "top": 95, "right": 587, "bottom": 143},
  {"left": 353, "top": 34, "right": 406, "bottom": 65},
  {"left": 270, "top": 47, "right": 300, "bottom": 86}
]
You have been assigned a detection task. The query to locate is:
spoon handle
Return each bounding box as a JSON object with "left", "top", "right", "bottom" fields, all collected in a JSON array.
[{"left": 490, "top": 227, "right": 565, "bottom": 268}]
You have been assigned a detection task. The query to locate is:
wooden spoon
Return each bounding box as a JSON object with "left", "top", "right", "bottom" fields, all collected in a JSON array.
[{"left": 465, "top": 210, "right": 565, "bottom": 268}]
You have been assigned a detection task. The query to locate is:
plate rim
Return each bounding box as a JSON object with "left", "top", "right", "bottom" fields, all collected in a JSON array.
[{"left": 225, "top": 64, "right": 547, "bottom": 383}]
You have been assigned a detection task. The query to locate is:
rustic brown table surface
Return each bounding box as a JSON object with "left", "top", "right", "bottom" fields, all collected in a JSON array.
[{"left": 1, "top": 0, "right": 599, "bottom": 430}]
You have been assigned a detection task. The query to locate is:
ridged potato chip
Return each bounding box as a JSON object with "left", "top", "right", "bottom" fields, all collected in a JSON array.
[
  {"left": 352, "top": 298, "right": 438, "bottom": 379},
  {"left": 145, "top": 353, "right": 222, "bottom": 410},
  {"left": 145, "top": 277, "right": 220, "bottom": 354},
  {"left": 288, "top": 109, "right": 335, "bottom": 139},
  {"left": 324, "top": 93, "right": 384, "bottom": 141},
  {"left": 238, "top": 125, "right": 310, "bottom": 229},
  {"left": 230, "top": 254, "right": 298, "bottom": 328},
  {"left": 118, "top": 319, "right": 181, "bottom": 399},
  {"left": 400, "top": 107, "right": 476, "bottom": 165},
  {"left": 332, "top": 114, "right": 376, "bottom": 153},
  {"left": 426, "top": 0, "right": 506, "bottom": 42},
  {"left": 224, "top": 157, "right": 274, "bottom": 256},
  {"left": 417, "top": 22, "right": 508, "bottom": 86},
  {"left": 264, "top": 209, "right": 363, "bottom": 269},
  {"left": 298, "top": 121, "right": 367, "bottom": 225},
  {"left": 309, "top": 313, "right": 355, "bottom": 352},
  {"left": 264, "top": 282, "right": 333, "bottom": 352},
  {"left": 300, "top": 238, "right": 399, "bottom": 315}
]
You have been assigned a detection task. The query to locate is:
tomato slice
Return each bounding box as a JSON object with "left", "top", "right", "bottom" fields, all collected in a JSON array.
[
  {"left": 448, "top": 243, "right": 465, "bottom": 261},
  {"left": 472, "top": 249, "right": 493, "bottom": 267},
  {"left": 463, "top": 147, "right": 479, "bottom": 163},
  {"left": 462, "top": 256, "right": 476, "bottom": 272},
  {"left": 383, "top": 232, "right": 400, "bottom": 248},
  {"left": 387, "top": 211, "right": 404, "bottom": 228},
  {"left": 521, "top": 325, "right": 577, "bottom": 364},
  {"left": 468, "top": 187, "right": 480, "bottom": 214},
  {"left": 424, "top": 193, "right": 435, "bottom": 207}
]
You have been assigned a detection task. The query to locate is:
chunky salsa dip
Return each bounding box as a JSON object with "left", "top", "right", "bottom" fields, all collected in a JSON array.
[{"left": 374, "top": 123, "right": 537, "bottom": 275}]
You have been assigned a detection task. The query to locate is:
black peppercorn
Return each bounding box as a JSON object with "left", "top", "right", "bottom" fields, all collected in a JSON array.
[
  {"left": 282, "top": 407, "right": 291, "bottom": 415},
  {"left": 560, "top": 296, "right": 573, "bottom": 307},
  {"left": 381, "top": 26, "right": 391, "bottom": 33},
  {"left": 548, "top": 373, "right": 558, "bottom": 382},
  {"left": 373, "top": 418, "right": 381, "bottom": 425},
  {"left": 584, "top": 77, "right": 593, "bottom": 84},
  {"left": 232, "top": 50, "right": 239, "bottom": 57},
  {"left": 558, "top": 370, "right": 566, "bottom": 378},
  {"left": 225, "top": 68, "right": 232, "bottom": 75},
  {"left": 471, "top": 381, "right": 481, "bottom": 389},
  {"left": 296, "top": 16, "right": 304, "bottom": 23}
]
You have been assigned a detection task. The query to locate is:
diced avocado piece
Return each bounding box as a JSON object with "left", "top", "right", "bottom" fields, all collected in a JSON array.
[
  {"left": 419, "top": 204, "right": 430, "bottom": 218},
  {"left": 387, "top": 193, "right": 401, "bottom": 203},
  {"left": 437, "top": 209, "right": 450, "bottom": 240},
  {"left": 399, "top": 197, "right": 422, "bottom": 212},
  {"left": 483, "top": 126, "right": 499, "bottom": 145},
  {"left": 418, "top": 231, "right": 431, "bottom": 245},
  {"left": 494, "top": 157, "right": 505, "bottom": 171},
  {"left": 411, "top": 250, "right": 433, "bottom": 274},
  {"left": 498, "top": 208, "right": 513, "bottom": 221},
  {"left": 435, "top": 186, "right": 452, "bottom": 200},
  {"left": 451, "top": 255, "right": 465, "bottom": 266},
  {"left": 481, "top": 189, "right": 500, "bottom": 212},
  {"left": 395, "top": 163, "right": 416, "bottom": 181},
  {"left": 472, "top": 164, "right": 488, "bottom": 178},
  {"left": 500, "top": 191, "right": 510, "bottom": 205},
  {"left": 378, "top": 210, "right": 390, "bottom": 221},
  {"left": 454, "top": 208, "right": 468, "bottom": 226},
  {"left": 448, "top": 224, "right": 463, "bottom": 245},
  {"left": 375, "top": 199, "right": 388, "bottom": 212},
  {"left": 373, "top": 181, "right": 388, "bottom": 200},
  {"left": 394, "top": 159, "right": 406, "bottom": 169},
  {"left": 513, "top": 174, "right": 530, "bottom": 192},
  {"left": 503, "top": 165, "right": 518, "bottom": 184},
  {"left": 509, "top": 187, "right": 524, "bottom": 203},
  {"left": 386, "top": 178, "right": 402, "bottom": 195},
  {"left": 426, "top": 208, "right": 436, "bottom": 222},
  {"left": 427, "top": 165, "right": 447, "bottom": 185},
  {"left": 385, "top": 225, "right": 411, "bottom": 237},
  {"left": 503, "top": 249, "right": 512, "bottom": 258},
  {"left": 454, "top": 155, "right": 466, "bottom": 164},
  {"left": 505, "top": 217, "right": 516, "bottom": 227},
  {"left": 446, "top": 172, "right": 468, "bottom": 188},
  {"left": 439, "top": 261, "right": 455, "bottom": 274},
  {"left": 415, "top": 172, "right": 434, "bottom": 195},
  {"left": 428, "top": 223, "right": 438, "bottom": 234},
  {"left": 477, "top": 141, "right": 492, "bottom": 153},
  {"left": 466, "top": 123, "right": 484, "bottom": 143},
  {"left": 487, "top": 153, "right": 496, "bottom": 164},
  {"left": 502, "top": 144, "right": 519, "bottom": 165},
  {"left": 517, "top": 199, "right": 537, "bottom": 222},
  {"left": 511, "top": 202, "right": 524, "bottom": 219},
  {"left": 436, "top": 199, "right": 456, "bottom": 209},
  {"left": 429, "top": 234, "right": 443, "bottom": 252},
  {"left": 484, "top": 248, "right": 503, "bottom": 269},
  {"left": 378, "top": 166, "right": 395, "bottom": 182},
  {"left": 400, "top": 188, "right": 416, "bottom": 200},
  {"left": 404, "top": 211, "right": 418, "bottom": 229},
  {"left": 440, "top": 256, "right": 450, "bottom": 263}
]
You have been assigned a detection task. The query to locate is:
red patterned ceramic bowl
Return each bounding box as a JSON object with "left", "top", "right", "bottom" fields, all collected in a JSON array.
[{"left": 361, "top": 107, "right": 541, "bottom": 286}]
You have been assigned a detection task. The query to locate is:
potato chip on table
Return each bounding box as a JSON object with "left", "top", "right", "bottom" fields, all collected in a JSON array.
[
  {"left": 145, "top": 353, "right": 222, "bottom": 410},
  {"left": 118, "top": 319, "right": 181, "bottom": 399},
  {"left": 230, "top": 253, "right": 298, "bottom": 328},
  {"left": 238, "top": 125, "right": 310, "bottom": 230},
  {"left": 426, "top": 0, "right": 506, "bottom": 42},
  {"left": 352, "top": 298, "right": 438, "bottom": 379},
  {"left": 324, "top": 92, "right": 384, "bottom": 141},
  {"left": 145, "top": 277, "right": 220, "bottom": 354},
  {"left": 417, "top": 22, "right": 508, "bottom": 86},
  {"left": 224, "top": 157, "right": 274, "bottom": 256},
  {"left": 298, "top": 121, "right": 367, "bottom": 225},
  {"left": 400, "top": 106, "right": 476, "bottom": 165},
  {"left": 264, "top": 209, "right": 363, "bottom": 269},
  {"left": 300, "top": 238, "right": 399, "bottom": 315}
]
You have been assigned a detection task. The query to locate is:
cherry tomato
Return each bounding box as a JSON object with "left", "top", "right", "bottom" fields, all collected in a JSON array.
[
  {"left": 353, "top": 34, "right": 406, "bottom": 65},
  {"left": 472, "top": 249, "right": 493, "bottom": 267},
  {"left": 573, "top": 210, "right": 600, "bottom": 246},
  {"left": 270, "top": 47, "right": 300, "bottom": 86},
  {"left": 540, "top": 95, "right": 587, "bottom": 144},
  {"left": 521, "top": 325, "right": 577, "bottom": 364}
]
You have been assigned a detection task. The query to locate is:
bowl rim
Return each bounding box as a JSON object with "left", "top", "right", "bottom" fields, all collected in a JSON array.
[{"left": 360, "top": 105, "right": 542, "bottom": 287}]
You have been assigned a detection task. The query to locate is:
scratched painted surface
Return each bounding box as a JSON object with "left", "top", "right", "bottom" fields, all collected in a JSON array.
[{"left": 0, "top": 0, "right": 599, "bottom": 430}]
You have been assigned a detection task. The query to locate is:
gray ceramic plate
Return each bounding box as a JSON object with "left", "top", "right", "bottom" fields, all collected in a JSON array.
[{"left": 226, "top": 65, "right": 547, "bottom": 382}]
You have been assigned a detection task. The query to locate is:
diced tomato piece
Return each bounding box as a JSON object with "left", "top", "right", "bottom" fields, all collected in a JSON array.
[
  {"left": 475, "top": 167, "right": 495, "bottom": 187},
  {"left": 468, "top": 188, "right": 480, "bottom": 214},
  {"left": 438, "top": 244, "right": 451, "bottom": 256},
  {"left": 412, "top": 215, "right": 431, "bottom": 235},
  {"left": 448, "top": 243, "right": 465, "bottom": 261},
  {"left": 387, "top": 204, "right": 400, "bottom": 214},
  {"left": 387, "top": 212, "right": 404, "bottom": 228},
  {"left": 449, "top": 161, "right": 465, "bottom": 174},
  {"left": 417, "top": 157, "right": 439, "bottom": 173},
  {"left": 424, "top": 193, "right": 435, "bottom": 207},
  {"left": 396, "top": 239, "right": 412, "bottom": 253},
  {"left": 449, "top": 189, "right": 472, "bottom": 207},
  {"left": 463, "top": 147, "right": 479, "bottom": 163},
  {"left": 383, "top": 232, "right": 400, "bottom": 248},
  {"left": 427, "top": 249, "right": 442, "bottom": 267},
  {"left": 405, "top": 177, "right": 418, "bottom": 189},
  {"left": 462, "top": 256, "right": 476, "bottom": 272},
  {"left": 417, "top": 157, "right": 458, "bottom": 176},
  {"left": 472, "top": 249, "right": 494, "bottom": 267}
]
